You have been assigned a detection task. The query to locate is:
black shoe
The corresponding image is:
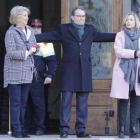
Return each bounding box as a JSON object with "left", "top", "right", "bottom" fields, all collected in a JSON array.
[
  {"left": 14, "top": 131, "right": 23, "bottom": 138},
  {"left": 22, "top": 131, "right": 30, "bottom": 138},
  {"left": 129, "top": 126, "right": 140, "bottom": 138},
  {"left": 77, "top": 132, "right": 92, "bottom": 138},
  {"left": 35, "top": 130, "right": 44, "bottom": 136},
  {"left": 60, "top": 132, "right": 68, "bottom": 138},
  {"left": 118, "top": 126, "right": 125, "bottom": 138}
]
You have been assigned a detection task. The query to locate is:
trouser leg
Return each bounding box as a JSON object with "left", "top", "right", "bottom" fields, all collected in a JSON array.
[
  {"left": 30, "top": 80, "right": 45, "bottom": 131},
  {"left": 8, "top": 84, "right": 30, "bottom": 131},
  {"left": 118, "top": 99, "right": 129, "bottom": 127},
  {"left": 130, "top": 90, "right": 140, "bottom": 127},
  {"left": 75, "top": 92, "right": 89, "bottom": 134},
  {"left": 44, "top": 84, "right": 50, "bottom": 131},
  {"left": 20, "top": 84, "right": 31, "bottom": 130},
  {"left": 0, "top": 90, "right": 3, "bottom": 131},
  {"left": 24, "top": 95, "right": 34, "bottom": 132},
  {"left": 59, "top": 91, "right": 73, "bottom": 133}
]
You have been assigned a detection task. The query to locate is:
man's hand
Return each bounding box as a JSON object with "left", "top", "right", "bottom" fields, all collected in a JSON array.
[
  {"left": 137, "top": 50, "right": 140, "bottom": 58},
  {"left": 44, "top": 77, "right": 52, "bottom": 84}
]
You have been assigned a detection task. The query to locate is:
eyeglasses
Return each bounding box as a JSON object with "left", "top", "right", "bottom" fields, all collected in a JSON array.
[{"left": 74, "top": 15, "right": 86, "bottom": 18}]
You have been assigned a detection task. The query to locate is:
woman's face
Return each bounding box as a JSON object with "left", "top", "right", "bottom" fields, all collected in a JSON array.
[
  {"left": 17, "top": 11, "right": 29, "bottom": 27},
  {"left": 126, "top": 15, "right": 136, "bottom": 31}
]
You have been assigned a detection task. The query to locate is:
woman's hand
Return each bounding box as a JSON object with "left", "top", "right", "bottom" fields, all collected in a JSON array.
[{"left": 28, "top": 46, "right": 36, "bottom": 55}]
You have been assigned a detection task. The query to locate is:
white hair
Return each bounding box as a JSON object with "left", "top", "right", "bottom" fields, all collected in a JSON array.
[{"left": 9, "top": 6, "right": 30, "bottom": 25}]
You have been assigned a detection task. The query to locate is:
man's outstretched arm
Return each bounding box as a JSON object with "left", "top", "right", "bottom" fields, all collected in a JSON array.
[
  {"left": 92, "top": 26, "right": 116, "bottom": 42},
  {"left": 35, "top": 25, "right": 62, "bottom": 43}
]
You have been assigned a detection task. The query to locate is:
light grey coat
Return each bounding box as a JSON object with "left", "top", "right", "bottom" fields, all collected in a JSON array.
[{"left": 4, "top": 25, "right": 37, "bottom": 88}]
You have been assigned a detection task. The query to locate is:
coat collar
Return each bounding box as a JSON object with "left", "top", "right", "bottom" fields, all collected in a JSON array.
[
  {"left": 9, "top": 25, "right": 32, "bottom": 41},
  {"left": 67, "top": 23, "right": 89, "bottom": 42}
]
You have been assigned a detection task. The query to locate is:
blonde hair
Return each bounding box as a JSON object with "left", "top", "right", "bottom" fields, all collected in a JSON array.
[
  {"left": 122, "top": 12, "right": 140, "bottom": 30},
  {"left": 9, "top": 6, "right": 30, "bottom": 25}
]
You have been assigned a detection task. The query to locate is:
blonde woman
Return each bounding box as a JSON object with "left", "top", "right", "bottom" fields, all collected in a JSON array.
[
  {"left": 110, "top": 12, "right": 140, "bottom": 138},
  {"left": 4, "top": 6, "right": 37, "bottom": 138}
]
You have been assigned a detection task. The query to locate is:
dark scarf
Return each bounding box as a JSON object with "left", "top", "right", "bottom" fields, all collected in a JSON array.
[
  {"left": 71, "top": 20, "right": 85, "bottom": 40},
  {"left": 120, "top": 27, "right": 140, "bottom": 91}
]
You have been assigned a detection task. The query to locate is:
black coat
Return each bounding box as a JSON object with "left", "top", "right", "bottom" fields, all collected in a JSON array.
[{"left": 35, "top": 23, "right": 116, "bottom": 92}]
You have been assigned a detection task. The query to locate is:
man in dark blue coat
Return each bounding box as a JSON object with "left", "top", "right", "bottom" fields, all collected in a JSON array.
[{"left": 35, "top": 6, "right": 116, "bottom": 138}]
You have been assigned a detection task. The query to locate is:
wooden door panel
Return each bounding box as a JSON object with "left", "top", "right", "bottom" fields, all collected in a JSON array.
[
  {"left": 69, "top": 106, "right": 117, "bottom": 135},
  {"left": 93, "top": 79, "right": 111, "bottom": 90}
]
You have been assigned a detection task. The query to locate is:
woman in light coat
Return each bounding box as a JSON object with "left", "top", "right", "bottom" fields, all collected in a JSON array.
[
  {"left": 110, "top": 12, "right": 140, "bottom": 138},
  {"left": 4, "top": 6, "right": 37, "bottom": 138}
]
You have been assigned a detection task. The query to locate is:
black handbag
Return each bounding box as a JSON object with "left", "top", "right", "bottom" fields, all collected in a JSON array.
[{"left": 138, "top": 66, "right": 140, "bottom": 83}]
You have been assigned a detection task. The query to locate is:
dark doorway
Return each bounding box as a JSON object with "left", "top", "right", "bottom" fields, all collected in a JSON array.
[{"left": 7, "top": 0, "right": 42, "bottom": 27}]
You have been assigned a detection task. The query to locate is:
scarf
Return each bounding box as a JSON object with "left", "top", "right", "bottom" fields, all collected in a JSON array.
[
  {"left": 120, "top": 27, "right": 140, "bottom": 91},
  {"left": 71, "top": 20, "right": 85, "bottom": 40}
]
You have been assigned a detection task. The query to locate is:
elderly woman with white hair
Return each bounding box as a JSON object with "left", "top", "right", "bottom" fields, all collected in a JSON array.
[{"left": 4, "top": 6, "right": 37, "bottom": 138}]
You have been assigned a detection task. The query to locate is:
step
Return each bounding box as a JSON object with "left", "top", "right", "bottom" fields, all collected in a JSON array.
[{"left": 0, "top": 135, "right": 130, "bottom": 140}]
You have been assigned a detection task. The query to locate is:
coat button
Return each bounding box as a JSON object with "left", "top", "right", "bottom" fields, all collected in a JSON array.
[
  {"left": 80, "top": 53, "right": 82, "bottom": 55},
  {"left": 79, "top": 43, "right": 81, "bottom": 45}
]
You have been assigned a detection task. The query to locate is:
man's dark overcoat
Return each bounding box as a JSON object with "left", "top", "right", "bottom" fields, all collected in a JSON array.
[{"left": 35, "top": 23, "right": 116, "bottom": 92}]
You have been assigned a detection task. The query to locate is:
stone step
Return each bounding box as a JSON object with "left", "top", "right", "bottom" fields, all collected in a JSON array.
[{"left": 0, "top": 135, "right": 132, "bottom": 140}]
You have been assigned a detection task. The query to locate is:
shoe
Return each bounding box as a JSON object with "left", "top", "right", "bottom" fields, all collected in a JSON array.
[
  {"left": 77, "top": 132, "right": 92, "bottom": 138},
  {"left": 22, "top": 131, "right": 30, "bottom": 138},
  {"left": 118, "top": 126, "right": 125, "bottom": 138},
  {"left": 35, "top": 130, "right": 44, "bottom": 136},
  {"left": 129, "top": 126, "right": 140, "bottom": 138},
  {"left": 60, "top": 132, "right": 68, "bottom": 138},
  {"left": 14, "top": 131, "right": 23, "bottom": 138}
]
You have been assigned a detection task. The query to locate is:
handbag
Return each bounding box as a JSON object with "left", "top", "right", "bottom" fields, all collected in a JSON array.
[
  {"left": 138, "top": 66, "right": 140, "bottom": 83},
  {"left": 16, "top": 30, "right": 40, "bottom": 81}
]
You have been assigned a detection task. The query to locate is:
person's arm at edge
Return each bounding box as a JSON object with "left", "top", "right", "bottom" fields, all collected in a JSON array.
[{"left": 92, "top": 25, "right": 116, "bottom": 42}]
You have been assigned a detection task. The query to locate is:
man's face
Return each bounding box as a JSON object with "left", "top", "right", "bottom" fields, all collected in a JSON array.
[
  {"left": 71, "top": 9, "right": 86, "bottom": 26},
  {"left": 32, "top": 27, "right": 42, "bottom": 35}
]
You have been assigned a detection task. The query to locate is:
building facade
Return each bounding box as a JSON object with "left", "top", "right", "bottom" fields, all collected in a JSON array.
[{"left": 0, "top": 0, "right": 139, "bottom": 135}]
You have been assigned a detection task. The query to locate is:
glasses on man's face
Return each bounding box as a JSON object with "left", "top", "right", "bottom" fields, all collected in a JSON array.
[{"left": 74, "top": 15, "right": 86, "bottom": 18}]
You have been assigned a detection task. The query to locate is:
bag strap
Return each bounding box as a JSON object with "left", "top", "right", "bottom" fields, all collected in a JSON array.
[{"left": 16, "top": 30, "right": 34, "bottom": 64}]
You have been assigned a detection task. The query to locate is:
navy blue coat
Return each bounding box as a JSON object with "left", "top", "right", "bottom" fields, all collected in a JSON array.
[{"left": 35, "top": 23, "right": 116, "bottom": 92}]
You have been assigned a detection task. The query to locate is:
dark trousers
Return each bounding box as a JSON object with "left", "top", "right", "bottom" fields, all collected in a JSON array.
[
  {"left": 44, "top": 84, "right": 50, "bottom": 131},
  {"left": 59, "top": 91, "right": 89, "bottom": 134},
  {"left": 0, "top": 58, "right": 4, "bottom": 131},
  {"left": 0, "top": 87, "right": 3, "bottom": 131},
  {"left": 8, "top": 84, "right": 30, "bottom": 131},
  {"left": 119, "top": 90, "right": 140, "bottom": 127},
  {"left": 24, "top": 79, "right": 45, "bottom": 131}
]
